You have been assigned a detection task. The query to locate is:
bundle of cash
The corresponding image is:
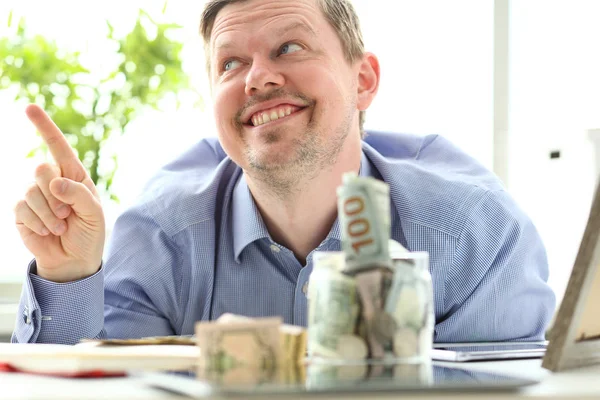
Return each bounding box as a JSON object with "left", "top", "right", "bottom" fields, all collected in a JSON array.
[
  {"left": 194, "top": 314, "right": 307, "bottom": 385},
  {"left": 195, "top": 316, "right": 281, "bottom": 385},
  {"left": 307, "top": 173, "right": 434, "bottom": 362},
  {"left": 213, "top": 313, "right": 307, "bottom": 366}
]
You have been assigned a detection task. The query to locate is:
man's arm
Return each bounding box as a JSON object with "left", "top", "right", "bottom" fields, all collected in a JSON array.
[
  {"left": 434, "top": 189, "right": 557, "bottom": 342},
  {"left": 12, "top": 202, "right": 181, "bottom": 345}
]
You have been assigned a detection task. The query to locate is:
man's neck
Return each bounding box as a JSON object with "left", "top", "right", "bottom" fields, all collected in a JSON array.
[{"left": 245, "top": 137, "right": 362, "bottom": 265}]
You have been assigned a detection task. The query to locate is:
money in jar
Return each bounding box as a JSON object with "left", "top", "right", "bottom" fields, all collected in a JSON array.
[
  {"left": 384, "top": 251, "right": 434, "bottom": 362},
  {"left": 307, "top": 252, "right": 365, "bottom": 360}
]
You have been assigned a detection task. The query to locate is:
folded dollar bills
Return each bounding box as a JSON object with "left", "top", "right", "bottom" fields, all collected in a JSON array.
[{"left": 195, "top": 313, "right": 307, "bottom": 376}]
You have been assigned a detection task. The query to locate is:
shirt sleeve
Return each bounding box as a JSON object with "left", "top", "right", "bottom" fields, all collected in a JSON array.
[
  {"left": 434, "top": 189, "right": 557, "bottom": 342},
  {"left": 101, "top": 200, "right": 182, "bottom": 339},
  {"left": 11, "top": 201, "right": 182, "bottom": 344},
  {"left": 11, "top": 260, "right": 106, "bottom": 345}
]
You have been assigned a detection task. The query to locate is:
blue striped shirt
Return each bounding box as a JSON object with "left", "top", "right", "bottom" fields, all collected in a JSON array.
[{"left": 12, "top": 131, "right": 556, "bottom": 345}]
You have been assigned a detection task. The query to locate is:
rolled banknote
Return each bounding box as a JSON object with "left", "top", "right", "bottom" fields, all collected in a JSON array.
[
  {"left": 307, "top": 252, "right": 364, "bottom": 359},
  {"left": 354, "top": 268, "right": 396, "bottom": 359},
  {"left": 337, "top": 173, "right": 392, "bottom": 273}
]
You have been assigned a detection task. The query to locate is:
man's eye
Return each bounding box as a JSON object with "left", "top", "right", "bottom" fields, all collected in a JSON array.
[
  {"left": 223, "top": 59, "right": 242, "bottom": 72},
  {"left": 280, "top": 43, "right": 302, "bottom": 55}
]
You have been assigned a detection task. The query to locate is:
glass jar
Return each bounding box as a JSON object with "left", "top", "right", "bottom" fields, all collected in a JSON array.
[{"left": 385, "top": 251, "right": 434, "bottom": 363}]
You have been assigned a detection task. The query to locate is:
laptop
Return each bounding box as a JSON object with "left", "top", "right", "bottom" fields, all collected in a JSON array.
[{"left": 432, "top": 341, "right": 548, "bottom": 362}]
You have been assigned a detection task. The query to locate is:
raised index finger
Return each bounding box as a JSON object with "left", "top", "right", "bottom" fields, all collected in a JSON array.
[{"left": 25, "top": 104, "right": 86, "bottom": 180}]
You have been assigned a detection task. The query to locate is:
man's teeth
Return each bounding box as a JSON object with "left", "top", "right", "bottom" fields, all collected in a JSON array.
[{"left": 252, "top": 107, "right": 293, "bottom": 127}]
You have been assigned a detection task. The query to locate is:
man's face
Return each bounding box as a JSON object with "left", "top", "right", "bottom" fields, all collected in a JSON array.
[{"left": 209, "top": 0, "right": 362, "bottom": 179}]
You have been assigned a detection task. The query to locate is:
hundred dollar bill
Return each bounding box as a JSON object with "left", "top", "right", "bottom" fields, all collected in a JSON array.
[
  {"left": 337, "top": 173, "right": 393, "bottom": 273},
  {"left": 308, "top": 252, "right": 363, "bottom": 359},
  {"left": 195, "top": 317, "right": 282, "bottom": 374}
]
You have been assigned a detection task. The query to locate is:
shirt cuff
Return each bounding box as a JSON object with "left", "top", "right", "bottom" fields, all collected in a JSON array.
[{"left": 13, "top": 259, "right": 105, "bottom": 345}]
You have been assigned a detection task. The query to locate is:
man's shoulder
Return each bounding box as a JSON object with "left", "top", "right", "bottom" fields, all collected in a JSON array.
[
  {"left": 364, "top": 130, "right": 507, "bottom": 237},
  {"left": 134, "top": 137, "right": 240, "bottom": 235}
]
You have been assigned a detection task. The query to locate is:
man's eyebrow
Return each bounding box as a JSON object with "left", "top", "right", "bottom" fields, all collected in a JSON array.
[
  {"left": 214, "top": 22, "right": 316, "bottom": 52},
  {"left": 275, "top": 22, "right": 317, "bottom": 38}
]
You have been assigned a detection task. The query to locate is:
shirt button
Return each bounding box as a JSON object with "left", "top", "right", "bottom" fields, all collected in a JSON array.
[
  {"left": 302, "top": 281, "right": 309, "bottom": 295},
  {"left": 270, "top": 244, "right": 280, "bottom": 253}
]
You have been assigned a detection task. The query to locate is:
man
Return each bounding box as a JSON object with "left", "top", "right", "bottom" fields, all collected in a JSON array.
[{"left": 12, "top": 0, "right": 555, "bottom": 345}]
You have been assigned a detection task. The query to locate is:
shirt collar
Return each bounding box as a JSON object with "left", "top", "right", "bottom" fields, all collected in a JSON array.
[
  {"left": 231, "top": 173, "right": 271, "bottom": 263},
  {"left": 231, "top": 150, "right": 376, "bottom": 262}
]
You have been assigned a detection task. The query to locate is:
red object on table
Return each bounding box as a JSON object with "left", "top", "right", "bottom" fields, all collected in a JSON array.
[{"left": 0, "top": 362, "right": 126, "bottom": 378}]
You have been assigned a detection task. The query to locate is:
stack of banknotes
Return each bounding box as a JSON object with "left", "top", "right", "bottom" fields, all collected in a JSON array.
[
  {"left": 194, "top": 313, "right": 307, "bottom": 384},
  {"left": 308, "top": 173, "right": 434, "bottom": 362}
]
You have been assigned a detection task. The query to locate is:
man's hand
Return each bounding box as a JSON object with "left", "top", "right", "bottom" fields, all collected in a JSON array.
[{"left": 13, "top": 104, "right": 105, "bottom": 283}]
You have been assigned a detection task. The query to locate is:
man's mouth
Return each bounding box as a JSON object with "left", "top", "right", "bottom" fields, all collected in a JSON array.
[{"left": 248, "top": 105, "right": 305, "bottom": 127}]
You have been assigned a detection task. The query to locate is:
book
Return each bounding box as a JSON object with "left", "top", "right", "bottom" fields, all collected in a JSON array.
[{"left": 0, "top": 343, "right": 199, "bottom": 375}]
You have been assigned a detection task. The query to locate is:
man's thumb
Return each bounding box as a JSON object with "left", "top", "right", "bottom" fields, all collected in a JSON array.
[{"left": 49, "top": 177, "right": 102, "bottom": 218}]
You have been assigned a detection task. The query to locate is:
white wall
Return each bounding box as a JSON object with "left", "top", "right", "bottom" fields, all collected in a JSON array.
[
  {"left": 507, "top": 0, "right": 600, "bottom": 305},
  {"left": 355, "top": 1, "right": 494, "bottom": 170}
]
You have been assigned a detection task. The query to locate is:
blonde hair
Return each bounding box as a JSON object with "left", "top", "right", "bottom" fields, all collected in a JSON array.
[{"left": 200, "top": 0, "right": 367, "bottom": 136}]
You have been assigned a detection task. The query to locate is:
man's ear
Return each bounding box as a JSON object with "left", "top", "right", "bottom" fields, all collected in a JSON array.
[{"left": 357, "top": 52, "right": 380, "bottom": 111}]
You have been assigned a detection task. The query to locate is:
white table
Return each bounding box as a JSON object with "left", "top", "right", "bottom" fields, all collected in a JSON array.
[{"left": 2, "top": 359, "right": 600, "bottom": 400}]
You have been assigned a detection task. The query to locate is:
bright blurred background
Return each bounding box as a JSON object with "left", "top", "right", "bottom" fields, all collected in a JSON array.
[{"left": 1, "top": 0, "right": 599, "bottom": 337}]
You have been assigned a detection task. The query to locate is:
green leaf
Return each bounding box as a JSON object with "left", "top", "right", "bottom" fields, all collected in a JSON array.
[
  {"left": 106, "top": 20, "right": 114, "bottom": 39},
  {"left": 138, "top": 9, "right": 157, "bottom": 26},
  {"left": 7, "top": 10, "right": 12, "bottom": 27},
  {"left": 1, "top": 9, "right": 201, "bottom": 204}
]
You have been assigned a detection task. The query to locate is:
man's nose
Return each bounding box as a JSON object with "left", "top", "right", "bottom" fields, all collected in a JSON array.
[{"left": 245, "top": 58, "right": 285, "bottom": 96}]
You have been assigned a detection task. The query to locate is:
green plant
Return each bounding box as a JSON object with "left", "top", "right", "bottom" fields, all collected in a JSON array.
[{"left": 0, "top": 7, "right": 193, "bottom": 201}]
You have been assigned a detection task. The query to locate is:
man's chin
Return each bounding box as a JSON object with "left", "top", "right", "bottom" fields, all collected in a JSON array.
[
  {"left": 244, "top": 141, "right": 301, "bottom": 171},
  {"left": 247, "top": 153, "right": 296, "bottom": 172}
]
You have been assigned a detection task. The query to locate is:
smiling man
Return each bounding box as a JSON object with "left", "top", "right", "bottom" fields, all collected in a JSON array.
[{"left": 12, "top": 0, "right": 555, "bottom": 345}]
